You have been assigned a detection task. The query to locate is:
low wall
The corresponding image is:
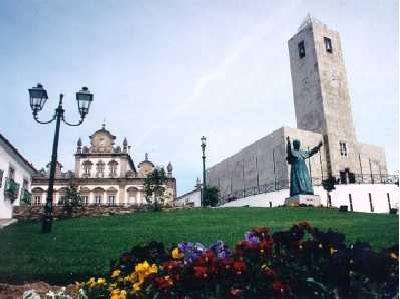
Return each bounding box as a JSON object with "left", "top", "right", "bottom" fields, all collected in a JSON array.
[
  {"left": 12, "top": 205, "right": 139, "bottom": 221},
  {"left": 220, "top": 184, "right": 399, "bottom": 214}
]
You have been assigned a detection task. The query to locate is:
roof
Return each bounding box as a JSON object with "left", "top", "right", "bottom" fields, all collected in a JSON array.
[
  {"left": 0, "top": 133, "right": 38, "bottom": 173},
  {"left": 138, "top": 153, "right": 155, "bottom": 168},
  {"left": 298, "top": 14, "right": 324, "bottom": 32},
  {"left": 128, "top": 155, "right": 137, "bottom": 173},
  {"left": 89, "top": 124, "right": 116, "bottom": 140}
]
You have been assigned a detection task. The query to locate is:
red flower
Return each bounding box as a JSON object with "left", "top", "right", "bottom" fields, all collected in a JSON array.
[
  {"left": 161, "top": 260, "right": 181, "bottom": 272},
  {"left": 259, "top": 238, "right": 273, "bottom": 254},
  {"left": 235, "top": 240, "right": 257, "bottom": 256},
  {"left": 220, "top": 258, "right": 234, "bottom": 270},
  {"left": 262, "top": 265, "right": 275, "bottom": 278},
  {"left": 233, "top": 260, "right": 246, "bottom": 275},
  {"left": 202, "top": 250, "right": 217, "bottom": 264},
  {"left": 230, "top": 287, "right": 244, "bottom": 296},
  {"left": 272, "top": 280, "right": 288, "bottom": 297},
  {"left": 154, "top": 276, "right": 173, "bottom": 290},
  {"left": 193, "top": 266, "right": 208, "bottom": 279}
]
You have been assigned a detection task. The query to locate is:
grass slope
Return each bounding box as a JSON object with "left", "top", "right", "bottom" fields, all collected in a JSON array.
[{"left": 0, "top": 207, "right": 398, "bottom": 283}]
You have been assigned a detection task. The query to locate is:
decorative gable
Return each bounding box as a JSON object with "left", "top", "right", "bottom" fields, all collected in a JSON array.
[{"left": 89, "top": 125, "right": 116, "bottom": 154}]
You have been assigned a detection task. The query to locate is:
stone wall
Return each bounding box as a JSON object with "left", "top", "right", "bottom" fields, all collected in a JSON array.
[
  {"left": 207, "top": 127, "right": 328, "bottom": 197},
  {"left": 12, "top": 205, "right": 140, "bottom": 221}
]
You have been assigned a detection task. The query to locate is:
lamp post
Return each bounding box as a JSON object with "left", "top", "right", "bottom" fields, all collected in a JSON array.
[
  {"left": 28, "top": 83, "right": 93, "bottom": 233},
  {"left": 201, "top": 136, "right": 207, "bottom": 207}
]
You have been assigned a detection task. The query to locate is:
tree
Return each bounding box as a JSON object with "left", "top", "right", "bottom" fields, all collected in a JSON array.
[
  {"left": 203, "top": 186, "right": 219, "bottom": 207},
  {"left": 144, "top": 167, "right": 167, "bottom": 211},
  {"left": 62, "top": 183, "right": 83, "bottom": 217}
]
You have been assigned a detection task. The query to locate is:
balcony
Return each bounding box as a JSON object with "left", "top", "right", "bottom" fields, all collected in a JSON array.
[
  {"left": 20, "top": 188, "right": 32, "bottom": 205},
  {"left": 4, "top": 177, "right": 20, "bottom": 202}
]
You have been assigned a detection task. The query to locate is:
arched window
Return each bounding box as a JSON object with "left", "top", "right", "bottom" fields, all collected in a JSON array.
[
  {"left": 93, "top": 187, "right": 105, "bottom": 205},
  {"left": 107, "top": 187, "right": 118, "bottom": 206},
  {"left": 80, "top": 187, "right": 90, "bottom": 205},
  {"left": 96, "top": 160, "right": 105, "bottom": 177},
  {"left": 108, "top": 160, "right": 118, "bottom": 177},
  {"left": 82, "top": 160, "right": 93, "bottom": 177},
  {"left": 127, "top": 186, "right": 138, "bottom": 205},
  {"left": 57, "top": 187, "right": 68, "bottom": 205},
  {"left": 32, "top": 187, "right": 44, "bottom": 206}
]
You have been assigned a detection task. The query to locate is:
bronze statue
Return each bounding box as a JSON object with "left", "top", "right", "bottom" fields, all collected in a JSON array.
[{"left": 287, "top": 137, "right": 323, "bottom": 196}]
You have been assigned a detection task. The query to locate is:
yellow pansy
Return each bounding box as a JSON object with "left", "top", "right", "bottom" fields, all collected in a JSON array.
[
  {"left": 135, "top": 261, "right": 158, "bottom": 283},
  {"left": 172, "top": 247, "right": 184, "bottom": 259},
  {"left": 135, "top": 261, "right": 150, "bottom": 272},
  {"left": 110, "top": 289, "right": 120, "bottom": 299},
  {"left": 87, "top": 277, "right": 96, "bottom": 287},
  {"left": 133, "top": 282, "right": 141, "bottom": 293},
  {"left": 149, "top": 263, "right": 158, "bottom": 274},
  {"left": 119, "top": 290, "right": 127, "bottom": 299},
  {"left": 111, "top": 269, "right": 121, "bottom": 277},
  {"left": 97, "top": 277, "right": 106, "bottom": 285},
  {"left": 108, "top": 283, "right": 117, "bottom": 291},
  {"left": 75, "top": 281, "right": 82, "bottom": 291}
]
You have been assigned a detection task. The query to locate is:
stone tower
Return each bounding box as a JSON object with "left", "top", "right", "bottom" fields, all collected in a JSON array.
[{"left": 288, "top": 15, "right": 359, "bottom": 176}]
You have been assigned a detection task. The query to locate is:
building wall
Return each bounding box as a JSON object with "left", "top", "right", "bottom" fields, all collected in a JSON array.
[
  {"left": 30, "top": 182, "right": 175, "bottom": 206},
  {"left": 0, "top": 139, "right": 34, "bottom": 218},
  {"left": 208, "top": 127, "right": 328, "bottom": 197},
  {"left": 175, "top": 189, "right": 201, "bottom": 207},
  {"left": 358, "top": 143, "right": 388, "bottom": 175},
  {"left": 75, "top": 155, "right": 131, "bottom": 178}
]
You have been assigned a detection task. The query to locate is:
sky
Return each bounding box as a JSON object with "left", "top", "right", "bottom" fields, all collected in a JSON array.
[{"left": 0, "top": 0, "right": 398, "bottom": 195}]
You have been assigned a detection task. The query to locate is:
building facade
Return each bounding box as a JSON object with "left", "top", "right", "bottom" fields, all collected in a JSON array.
[
  {"left": 0, "top": 133, "right": 36, "bottom": 219},
  {"left": 208, "top": 16, "right": 390, "bottom": 199},
  {"left": 31, "top": 125, "right": 176, "bottom": 207},
  {"left": 175, "top": 178, "right": 202, "bottom": 207}
]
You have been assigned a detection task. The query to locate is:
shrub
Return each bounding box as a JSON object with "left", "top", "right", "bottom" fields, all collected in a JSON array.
[{"left": 78, "top": 223, "right": 398, "bottom": 298}]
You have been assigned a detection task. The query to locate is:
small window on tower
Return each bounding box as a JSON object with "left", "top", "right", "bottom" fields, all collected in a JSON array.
[
  {"left": 298, "top": 41, "right": 305, "bottom": 58},
  {"left": 324, "top": 37, "right": 332, "bottom": 53},
  {"left": 339, "top": 142, "right": 348, "bottom": 157}
]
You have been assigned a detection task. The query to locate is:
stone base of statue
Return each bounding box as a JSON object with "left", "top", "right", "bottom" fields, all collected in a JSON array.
[{"left": 284, "top": 194, "right": 321, "bottom": 207}]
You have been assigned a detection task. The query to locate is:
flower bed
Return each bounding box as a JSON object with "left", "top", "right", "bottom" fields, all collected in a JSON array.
[{"left": 78, "top": 222, "right": 398, "bottom": 298}]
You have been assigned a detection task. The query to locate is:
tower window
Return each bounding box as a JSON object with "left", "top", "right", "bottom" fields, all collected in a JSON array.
[
  {"left": 298, "top": 41, "right": 305, "bottom": 58},
  {"left": 324, "top": 37, "right": 332, "bottom": 53},
  {"left": 340, "top": 142, "right": 348, "bottom": 157}
]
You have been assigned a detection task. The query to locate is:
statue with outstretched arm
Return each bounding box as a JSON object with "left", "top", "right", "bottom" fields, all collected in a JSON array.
[{"left": 287, "top": 137, "right": 323, "bottom": 197}]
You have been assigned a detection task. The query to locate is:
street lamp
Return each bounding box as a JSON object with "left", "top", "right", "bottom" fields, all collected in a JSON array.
[
  {"left": 28, "top": 83, "right": 93, "bottom": 233},
  {"left": 201, "top": 136, "right": 207, "bottom": 207}
]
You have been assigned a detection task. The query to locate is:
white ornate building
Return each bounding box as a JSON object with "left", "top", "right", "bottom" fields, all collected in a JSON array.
[
  {"left": 0, "top": 133, "right": 36, "bottom": 219},
  {"left": 175, "top": 178, "right": 202, "bottom": 207},
  {"left": 31, "top": 125, "right": 176, "bottom": 207}
]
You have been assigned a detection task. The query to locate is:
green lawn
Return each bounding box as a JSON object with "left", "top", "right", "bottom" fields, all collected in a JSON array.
[{"left": 0, "top": 207, "right": 398, "bottom": 284}]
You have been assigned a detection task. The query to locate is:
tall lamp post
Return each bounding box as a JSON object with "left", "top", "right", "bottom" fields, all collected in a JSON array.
[
  {"left": 28, "top": 83, "right": 93, "bottom": 233},
  {"left": 201, "top": 136, "right": 207, "bottom": 207}
]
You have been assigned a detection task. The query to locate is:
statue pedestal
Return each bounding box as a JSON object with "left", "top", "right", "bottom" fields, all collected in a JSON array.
[{"left": 284, "top": 194, "right": 321, "bottom": 207}]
